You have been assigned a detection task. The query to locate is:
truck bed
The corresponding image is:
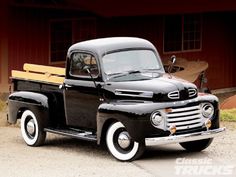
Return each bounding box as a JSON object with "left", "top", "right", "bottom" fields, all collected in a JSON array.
[{"left": 11, "top": 63, "right": 66, "bottom": 126}]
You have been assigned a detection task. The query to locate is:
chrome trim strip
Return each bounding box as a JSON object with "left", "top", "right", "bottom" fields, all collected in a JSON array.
[
  {"left": 145, "top": 127, "right": 226, "bottom": 146},
  {"left": 114, "top": 89, "right": 153, "bottom": 98},
  {"left": 168, "top": 90, "right": 180, "bottom": 99},
  {"left": 188, "top": 88, "right": 197, "bottom": 97}
]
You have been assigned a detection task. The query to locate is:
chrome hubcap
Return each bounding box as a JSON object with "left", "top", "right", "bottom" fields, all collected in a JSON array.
[
  {"left": 118, "top": 132, "right": 131, "bottom": 149},
  {"left": 26, "top": 119, "right": 35, "bottom": 136}
]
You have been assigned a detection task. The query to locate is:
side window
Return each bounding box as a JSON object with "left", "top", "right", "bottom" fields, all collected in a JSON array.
[{"left": 70, "top": 53, "right": 99, "bottom": 77}]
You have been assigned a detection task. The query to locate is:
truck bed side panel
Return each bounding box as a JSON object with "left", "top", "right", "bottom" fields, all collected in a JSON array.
[{"left": 10, "top": 79, "right": 66, "bottom": 127}]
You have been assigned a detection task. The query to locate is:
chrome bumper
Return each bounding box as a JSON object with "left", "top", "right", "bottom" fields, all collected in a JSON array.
[{"left": 145, "top": 127, "right": 226, "bottom": 146}]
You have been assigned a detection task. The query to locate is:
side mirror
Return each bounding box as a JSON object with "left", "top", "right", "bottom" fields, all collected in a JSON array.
[
  {"left": 171, "top": 55, "right": 176, "bottom": 65},
  {"left": 168, "top": 55, "right": 177, "bottom": 75}
]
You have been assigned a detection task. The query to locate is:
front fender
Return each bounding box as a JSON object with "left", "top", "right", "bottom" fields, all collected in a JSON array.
[
  {"left": 96, "top": 102, "right": 159, "bottom": 144},
  {"left": 8, "top": 91, "right": 49, "bottom": 124}
]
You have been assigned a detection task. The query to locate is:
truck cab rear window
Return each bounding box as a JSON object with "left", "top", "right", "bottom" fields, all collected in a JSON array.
[{"left": 70, "top": 53, "right": 99, "bottom": 77}]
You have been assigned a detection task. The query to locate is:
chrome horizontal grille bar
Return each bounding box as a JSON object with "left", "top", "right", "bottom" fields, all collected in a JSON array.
[
  {"left": 175, "top": 123, "right": 203, "bottom": 130},
  {"left": 167, "top": 119, "right": 201, "bottom": 126},
  {"left": 166, "top": 104, "right": 203, "bottom": 131},
  {"left": 169, "top": 105, "right": 200, "bottom": 113},
  {"left": 167, "top": 110, "right": 201, "bottom": 117},
  {"left": 167, "top": 114, "right": 201, "bottom": 122}
]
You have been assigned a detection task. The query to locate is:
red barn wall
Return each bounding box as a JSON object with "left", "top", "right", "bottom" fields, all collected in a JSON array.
[
  {"left": 8, "top": 8, "right": 49, "bottom": 76},
  {"left": 7, "top": 8, "right": 236, "bottom": 90},
  {"left": 97, "top": 13, "right": 236, "bottom": 89}
]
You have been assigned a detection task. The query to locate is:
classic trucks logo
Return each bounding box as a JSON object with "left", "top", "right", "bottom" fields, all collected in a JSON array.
[{"left": 175, "top": 158, "right": 234, "bottom": 176}]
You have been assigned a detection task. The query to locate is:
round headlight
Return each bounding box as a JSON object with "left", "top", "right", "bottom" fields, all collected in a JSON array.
[
  {"left": 150, "top": 111, "right": 163, "bottom": 126},
  {"left": 201, "top": 103, "right": 214, "bottom": 118}
]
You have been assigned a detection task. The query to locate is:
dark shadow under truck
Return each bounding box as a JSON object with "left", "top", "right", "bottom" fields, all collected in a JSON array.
[{"left": 7, "top": 37, "right": 225, "bottom": 161}]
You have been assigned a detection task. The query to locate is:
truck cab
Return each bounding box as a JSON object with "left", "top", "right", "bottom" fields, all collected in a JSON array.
[{"left": 8, "top": 37, "right": 225, "bottom": 161}]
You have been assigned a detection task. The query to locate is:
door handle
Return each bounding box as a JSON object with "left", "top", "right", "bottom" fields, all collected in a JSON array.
[
  {"left": 59, "top": 84, "right": 72, "bottom": 89},
  {"left": 65, "top": 84, "right": 72, "bottom": 88},
  {"left": 59, "top": 84, "right": 64, "bottom": 89}
]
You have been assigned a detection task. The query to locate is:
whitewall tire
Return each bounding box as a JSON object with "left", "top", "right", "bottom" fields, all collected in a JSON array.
[
  {"left": 106, "top": 122, "right": 145, "bottom": 161},
  {"left": 21, "top": 110, "right": 46, "bottom": 146}
]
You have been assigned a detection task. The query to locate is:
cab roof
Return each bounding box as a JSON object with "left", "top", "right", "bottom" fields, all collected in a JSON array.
[{"left": 67, "top": 37, "right": 157, "bottom": 57}]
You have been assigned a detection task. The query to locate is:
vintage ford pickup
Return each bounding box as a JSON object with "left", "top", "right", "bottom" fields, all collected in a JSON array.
[{"left": 8, "top": 37, "right": 225, "bottom": 161}]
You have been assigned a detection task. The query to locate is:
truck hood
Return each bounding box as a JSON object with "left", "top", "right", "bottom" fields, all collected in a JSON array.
[{"left": 103, "top": 74, "right": 198, "bottom": 102}]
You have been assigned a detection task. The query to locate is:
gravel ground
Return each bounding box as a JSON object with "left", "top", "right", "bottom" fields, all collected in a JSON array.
[
  {"left": 0, "top": 127, "right": 154, "bottom": 177},
  {"left": 0, "top": 120, "right": 235, "bottom": 177}
]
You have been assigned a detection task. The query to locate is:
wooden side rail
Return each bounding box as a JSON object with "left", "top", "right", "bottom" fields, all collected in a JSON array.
[{"left": 11, "top": 63, "right": 65, "bottom": 85}]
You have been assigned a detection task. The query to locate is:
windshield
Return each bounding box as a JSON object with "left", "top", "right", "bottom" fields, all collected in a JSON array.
[{"left": 102, "top": 50, "right": 163, "bottom": 81}]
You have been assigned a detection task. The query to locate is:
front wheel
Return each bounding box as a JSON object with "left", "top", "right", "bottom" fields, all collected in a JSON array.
[
  {"left": 21, "top": 110, "right": 46, "bottom": 146},
  {"left": 180, "top": 138, "right": 213, "bottom": 152},
  {"left": 106, "top": 122, "right": 145, "bottom": 161}
]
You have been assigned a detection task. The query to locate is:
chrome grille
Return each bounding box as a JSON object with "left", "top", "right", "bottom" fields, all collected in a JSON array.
[
  {"left": 188, "top": 88, "right": 197, "bottom": 97},
  {"left": 168, "top": 90, "right": 180, "bottom": 99},
  {"left": 166, "top": 105, "right": 202, "bottom": 131}
]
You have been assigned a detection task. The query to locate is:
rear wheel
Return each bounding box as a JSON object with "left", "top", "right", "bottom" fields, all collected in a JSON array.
[
  {"left": 106, "top": 122, "right": 145, "bottom": 161},
  {"left": 21, "top": 110, "right": 46, "bottom": 146},
  {"left": 180, "top": 138, "right": 213, "bottom": 152}
]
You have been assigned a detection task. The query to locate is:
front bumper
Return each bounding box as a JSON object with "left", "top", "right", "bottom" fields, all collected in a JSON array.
[{"left": 145, "top": 127, "right": 226, "bottom": 146}]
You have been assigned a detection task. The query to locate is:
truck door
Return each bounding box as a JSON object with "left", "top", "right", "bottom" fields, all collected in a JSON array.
[{"left": 63, "top": 52, "right": 101, "bottom": 130}]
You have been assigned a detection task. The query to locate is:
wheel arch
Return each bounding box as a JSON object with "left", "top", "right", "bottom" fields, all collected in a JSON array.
[{"left": 97, "top": 117, "right": 117, "bottom": 145}]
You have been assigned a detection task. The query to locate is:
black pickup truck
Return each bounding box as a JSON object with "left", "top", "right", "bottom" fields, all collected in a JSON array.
[{"left": 8, "top": 37, "right": 225, "bottom": 161}]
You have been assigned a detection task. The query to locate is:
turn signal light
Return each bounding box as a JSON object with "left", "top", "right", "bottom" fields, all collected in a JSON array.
[
  {"left": 205, "top": 119, "right": 212, "bottom": 129},
  {"left": 169, "top": 125, "right": 176, "bottom": 134}
]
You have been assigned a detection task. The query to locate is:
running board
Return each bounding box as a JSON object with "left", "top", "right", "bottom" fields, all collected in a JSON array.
[{"left": 44, "top": 127, "right": 97, "bottom": 142}]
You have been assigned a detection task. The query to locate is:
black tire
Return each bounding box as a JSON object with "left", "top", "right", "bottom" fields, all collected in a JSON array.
[
  {"left": 180, "top": 138, "right": 213, "bottom": 152},
  {"left": 20, "top": 110, "right": 46, "bottom": 146},
  {"left": 106, "top": 122, "right": 145, "bottom": 161}
]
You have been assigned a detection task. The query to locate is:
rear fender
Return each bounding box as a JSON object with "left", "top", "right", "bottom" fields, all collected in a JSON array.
[{"left": 8, "top": 91, "right": 49, "bottom": 125}]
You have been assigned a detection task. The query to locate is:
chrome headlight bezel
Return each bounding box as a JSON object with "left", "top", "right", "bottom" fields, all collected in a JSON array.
[
  {"left": 201, "top": 103, "right": 214, "bottom": 118},
  {"left": 150, "top": 111, "right": 163, "bottom": 127}
]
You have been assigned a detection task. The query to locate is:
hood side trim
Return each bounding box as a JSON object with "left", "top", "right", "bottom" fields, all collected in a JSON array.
[{"left": 115, "top": 89, "right": 153, "bottom": 98}]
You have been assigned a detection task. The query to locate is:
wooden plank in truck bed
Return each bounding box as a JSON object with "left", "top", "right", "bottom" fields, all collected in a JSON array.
[{"left": 11, "top": 63, "right": 65, "bottom": 85}]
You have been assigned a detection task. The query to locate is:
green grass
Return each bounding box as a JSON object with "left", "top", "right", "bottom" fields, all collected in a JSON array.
[
  {"left": 220, "top": 109, "right": 236, "bottom": 122},
  {"left": 0, "top": 100, "right": 6, "bottom": 112}
]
